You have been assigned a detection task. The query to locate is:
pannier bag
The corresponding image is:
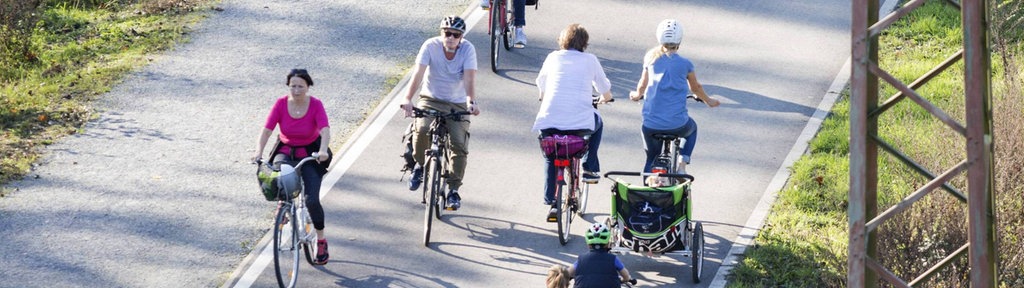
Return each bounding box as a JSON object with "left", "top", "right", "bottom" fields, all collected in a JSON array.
[
  {"left": 400, "top": 122, "right": 416, "bottom": 171},
  {"left": 540, "top": 134, "right": 587, "bottom": 159},
  {"left": 257, "top": 163, "right": 302, "bottom": 201}
]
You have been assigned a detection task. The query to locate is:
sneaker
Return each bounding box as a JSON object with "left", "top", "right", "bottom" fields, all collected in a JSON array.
[
  {"left": 514, "top": 27, "right": 527, "bottom": 47},
  {"left": 582, "top": 171, "right": 600, "bottom": 184},
  {"left": 480, "top": 0, "right": 490, "bottom": 9},
  {"left": 314, "top": 239, "right": 329, "bottom": 265},
  {"left": 677, "top": 160, "right": 687, "bottom": 175},
  {"left": 408, "top": 166, "right": 423, "bottom": 191},
  {"left": 445, "top": 190, "right": 462, "bottom": 210}
]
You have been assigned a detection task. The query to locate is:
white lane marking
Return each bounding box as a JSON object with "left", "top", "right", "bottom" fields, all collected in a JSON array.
[{"left": 228, "top": 6, "right": 486, "bottom": 288}]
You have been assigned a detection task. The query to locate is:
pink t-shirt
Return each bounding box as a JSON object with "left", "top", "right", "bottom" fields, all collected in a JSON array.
[{"left": 264, "top": 95, "right": 330, "bottom": 157}]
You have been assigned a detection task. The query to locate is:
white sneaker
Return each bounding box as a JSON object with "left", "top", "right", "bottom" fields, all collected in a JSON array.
[
  {"left": 480, "top": 0, "right": 490, "bottom": 9},
  {"left": 514, "top": 27, "right": 527, "bottom": 47}
]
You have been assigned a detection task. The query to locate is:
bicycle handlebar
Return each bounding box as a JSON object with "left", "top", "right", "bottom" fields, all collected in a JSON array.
[
  {"left": 603, "top": 171, "right": 695, "bottom": 182},
  {"left": 252, "top": 152, "right": 322, "bottom": 170},
  {"left": 407, "top": 106, "right": 473, "bottom": 120}
]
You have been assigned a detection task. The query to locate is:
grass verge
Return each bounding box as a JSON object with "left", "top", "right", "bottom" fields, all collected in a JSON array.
[
  {"left": 727, "top": 0, "right": 1023, "bottom": 286},
  {"left": 0, "top": 0, "right": 217, "bottom": 192}
]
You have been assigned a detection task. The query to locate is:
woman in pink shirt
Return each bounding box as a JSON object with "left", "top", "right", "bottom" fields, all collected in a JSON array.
[{"left": 253, "top": 68, "right": 332, "bottom": 265}]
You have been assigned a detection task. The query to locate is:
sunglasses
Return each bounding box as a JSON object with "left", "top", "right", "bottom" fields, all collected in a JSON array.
[{"left": 443, "top": 31, "right": 463, "bottom": 38}]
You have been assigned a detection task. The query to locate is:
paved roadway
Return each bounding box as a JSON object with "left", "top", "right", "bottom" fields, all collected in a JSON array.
[
  {"left": 0, "top": 0, "right": 849, "bottom": 287},
  {"left": 226, "top": 0, "right": 850, "bottom": 287}
]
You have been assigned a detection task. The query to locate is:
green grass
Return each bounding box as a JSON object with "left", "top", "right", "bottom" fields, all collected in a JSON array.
[
  {"left": 0, "top": 0, "right": 216, "bottom": 186},
  {"left": 727, "top": 0, "right": 1024, "bottom": 286}
]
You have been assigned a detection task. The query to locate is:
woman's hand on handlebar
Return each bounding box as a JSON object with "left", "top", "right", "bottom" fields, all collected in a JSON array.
[
  {"left": 315, "top": 151, "right": 329, "bottom": 163},
  {"left": 629, "top": 91, "right": 643, "bottom": 102}
]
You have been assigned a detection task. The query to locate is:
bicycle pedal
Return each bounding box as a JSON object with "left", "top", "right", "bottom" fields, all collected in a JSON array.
[{"left": 546, "top": 210, "right": 558, "bottom": 222}]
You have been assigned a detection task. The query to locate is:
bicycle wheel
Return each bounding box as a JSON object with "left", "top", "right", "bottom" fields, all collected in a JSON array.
[
  {"left": 300, "top": 207, "right": 318, "bottom": 265},
  {"left": 691, "top": 221, "right": 705, "bottom": 283},
  {"left": 489, "top": 0, "right": 501, "bottom": 73},
  {"left": 273, "top": 204, "right": 300, "bottom": 288},
  {"left": 556, "top": 169, "right": 571, "bottom": 245},
  {"left": 574, "top": 159, "right": 589, "bottom": 215},
  {"left": 502, "top": 0, "right": 514, "bottom": 51},
  {"left": 423, "top": 155, "right": 441, "bottom": 246}
]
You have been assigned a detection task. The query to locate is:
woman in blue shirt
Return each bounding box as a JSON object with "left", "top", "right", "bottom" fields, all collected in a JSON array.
[{"left": 629, "top": 19, "right": 721, "bottom": 174}]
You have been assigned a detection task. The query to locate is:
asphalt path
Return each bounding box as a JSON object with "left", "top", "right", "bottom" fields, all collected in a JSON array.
[
  {"left": 0, "top": 0, "right": 850, "bottom": 287},
  {"left": 225, "top": 0, "right": 850, "bottom": 287}
]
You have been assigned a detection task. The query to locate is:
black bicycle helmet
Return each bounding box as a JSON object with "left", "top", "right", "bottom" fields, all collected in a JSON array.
[{"left": 440, "top": 15, "right": 466, "bottom": 33}]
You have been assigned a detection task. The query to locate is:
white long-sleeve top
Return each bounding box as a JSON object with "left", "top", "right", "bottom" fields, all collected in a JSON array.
[{"left": 532, "top": 49, "right": 612, "bottom": 133}]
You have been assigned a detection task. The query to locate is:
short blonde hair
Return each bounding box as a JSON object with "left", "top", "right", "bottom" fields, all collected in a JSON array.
[
  {"left": 546, "top": 264, "right": 571, "bottom": 288},
  {"left": 558, "top": 23, "right": 589, "bottom": 52}
]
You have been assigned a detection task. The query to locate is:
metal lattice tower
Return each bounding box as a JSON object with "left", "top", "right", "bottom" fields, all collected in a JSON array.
[{"left": 849, "top": 0, "right": 997, "bottom": 287}]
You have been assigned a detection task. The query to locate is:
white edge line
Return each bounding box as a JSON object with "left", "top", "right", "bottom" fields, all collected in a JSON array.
[
  {"left": 707, "top": 58, "right": 851, "bottom": 288},
  {"left": 223, "top": 5, "right": 484, "bottom": 288}
]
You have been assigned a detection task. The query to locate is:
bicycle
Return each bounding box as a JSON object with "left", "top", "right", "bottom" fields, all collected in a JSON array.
[
  {"left": 538, "top": 96, "right": 611, "bottom": 245},
  {"left": 409, "top": 106, "right": 472, "bottom": 246},
  {"left": 486, "top": 0, "right": 537, "bottom": 72},
  {"left": 255, "top": 153, "right": 324, "bottom": 288},
  {"left": 647, "top": 94, "right": 702, "bottom": 185}
]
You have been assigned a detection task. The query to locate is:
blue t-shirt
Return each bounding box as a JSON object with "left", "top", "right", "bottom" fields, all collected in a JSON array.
[
  {"left": 642, "top": 53, "right": 695, "bottom": 130},
  {"left": 572, "top": 249, "right": 625, "bottom": 288}
]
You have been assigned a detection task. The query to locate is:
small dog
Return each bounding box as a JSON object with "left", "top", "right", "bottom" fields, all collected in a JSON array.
[
  {"left": 645, "top": 173, "right": 670, "bottom": 187},
  {"left": 546, "top": 264, "right": 571, "bottom": 288}
]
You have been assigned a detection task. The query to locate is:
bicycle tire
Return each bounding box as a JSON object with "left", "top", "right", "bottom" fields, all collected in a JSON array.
[
  {"left": 502, "top": 0, "right": 513, "bottom": 51},
  {"left": 300, "top": 207, "right": 318, "bottom": 266},
  {"left": 556, "top": 169, "right": 571, "bottom": 245},
  {"left": 273, "top": 204, "right": 300, "bottom": 288},
  {"left": 489, "top": 0, "right": 501, "bottom": 73},
  {"left": 691, "top": 221, "right": 705, "bottom": 283},
  {"left": 574, "top": 158, "right": 588, "bottom": 215},
  {"left": 423, "top": 154, "right": 441, "bottom": 246}
]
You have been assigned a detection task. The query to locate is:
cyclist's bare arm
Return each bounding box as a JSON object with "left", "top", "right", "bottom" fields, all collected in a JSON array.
[
  {"left": 316, "top": 127, "right": 331, "bottom": 162},
  {"left": 618, "top": 267, "right": 633, "bottom": 284},
  {"left": 254, "top": 127, "right": 273, "bottom": 162},
  {"left": 687, "top": 72, "right": 720, "bottom": 107},
  {"left": 402, "top": 64, "right": 429, "bottom": 117},
  {"left": 630, "top": 68, "right": 649, "bottom": 101},
  {"left": 464, "top": 69, "right": 481, "bottom": 115}
]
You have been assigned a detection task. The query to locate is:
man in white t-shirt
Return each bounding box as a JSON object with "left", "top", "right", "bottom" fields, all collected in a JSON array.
[{"left": 401, "top": 16, "right": 480, "bottom": 211}]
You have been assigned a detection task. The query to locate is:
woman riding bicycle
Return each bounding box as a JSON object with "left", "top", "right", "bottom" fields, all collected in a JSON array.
[
  {"left": 629, "top": 19, "right": 721, "bottom": 175},
  {"left": 253, "top": 68, "right": 333, "bottom": 265},
  {"left": 533, "top": 23, "right": 612, "bottom": 209}
]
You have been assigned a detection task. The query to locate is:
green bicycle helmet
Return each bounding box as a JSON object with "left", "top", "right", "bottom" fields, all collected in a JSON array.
[{"left": 585, "top": 223, "right": 611, "bottom": 245}]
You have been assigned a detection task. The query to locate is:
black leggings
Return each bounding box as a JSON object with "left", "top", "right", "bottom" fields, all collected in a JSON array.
[{"left": 273, "top": 154, "right": 325, "bottom": 230}]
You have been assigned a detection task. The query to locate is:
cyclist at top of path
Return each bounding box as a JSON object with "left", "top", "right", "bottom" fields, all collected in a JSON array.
[
  {"left": 628, "top": 19, "right": 721, "bottom": 175},
  {"left": 401, "top": 15, "right": 481, "bottom": 211},
  {"left": 253, "top": 68, "right": 333, "bottom": 265},
  {"left": 533, "top": 23, "right": 612, "bottom": 209},
  {"left": 481, "top": 0, "right": 530, "bottom": 47},
  {"left": 568, "top": 223, "right": 633, "bottom": 288}
]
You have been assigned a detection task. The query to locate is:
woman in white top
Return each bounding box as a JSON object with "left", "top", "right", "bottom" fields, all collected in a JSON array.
[{"left": 533, "top": 23, "right": 613, "bottom": 209}]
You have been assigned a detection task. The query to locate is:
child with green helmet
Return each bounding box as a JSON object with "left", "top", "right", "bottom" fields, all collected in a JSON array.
[{"left": 565, "top": 222, "right": 633, "bottom": 287}]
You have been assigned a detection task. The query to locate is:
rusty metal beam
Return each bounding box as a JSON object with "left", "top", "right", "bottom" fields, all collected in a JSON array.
[
  {"left": 871, "top": 50, "right": 963, "bottom": 118},
  {"left": 866, "top": 160, "right": 968, "bottom": 232},
  {"left": 849, "top": 0, "right": 880, "bottom": 286},
  {"left": 961, "top": 0, "right": 998, "bottom": 286}
]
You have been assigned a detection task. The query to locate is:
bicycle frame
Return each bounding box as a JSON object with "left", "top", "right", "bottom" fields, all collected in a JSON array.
[
  {"left": 410, "top": 107, "right": 470, "bottom": 246},
  {"left": 268, "top": 154, "right": 321, "bottom": 287}
]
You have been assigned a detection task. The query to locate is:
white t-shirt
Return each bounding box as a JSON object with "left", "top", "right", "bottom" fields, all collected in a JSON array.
[
  {"left": 532, "top": 49, "right": 612, "bottom": 132},
  {"left": 415, "top": 37, "right": 478, "bottom": 103}
]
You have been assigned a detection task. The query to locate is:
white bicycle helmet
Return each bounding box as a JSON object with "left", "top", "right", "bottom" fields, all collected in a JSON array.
[
  {"left": 440, "top": 16, "right": 466, "bottom": 33},
  {"left": 656, "top": 19, "right": 683, "bottom": 45}
]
